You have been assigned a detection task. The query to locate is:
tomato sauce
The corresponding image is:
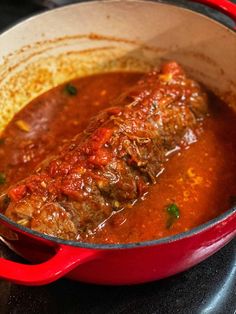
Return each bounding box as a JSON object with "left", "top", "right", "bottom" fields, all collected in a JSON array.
[{"left": 0, "top": 72, "right": 236, "bottom": 244}]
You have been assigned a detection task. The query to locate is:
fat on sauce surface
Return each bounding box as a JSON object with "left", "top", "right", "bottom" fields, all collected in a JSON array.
[{"left": 0, "top": 72, "right": 235, "bottom": 244}]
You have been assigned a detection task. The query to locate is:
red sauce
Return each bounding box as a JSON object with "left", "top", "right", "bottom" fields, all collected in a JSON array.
[{"left": 0, "top": 72, "right": 236, "bottom": 243}]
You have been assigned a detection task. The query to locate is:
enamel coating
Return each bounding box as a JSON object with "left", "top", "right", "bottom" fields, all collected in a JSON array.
[
  {"left": 193, "top": 0, "right": 236, "bottom": 25},
  {"left": 0, "top": 0, "right": 235, "bottom": 285}
]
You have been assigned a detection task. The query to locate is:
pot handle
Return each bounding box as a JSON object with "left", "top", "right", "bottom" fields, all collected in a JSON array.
[
  {"left": 191, "top": 0, "right": 236, "bottom": 26},
  {"left": 0, "top": 245, "right": 99, "bottom": 286}
]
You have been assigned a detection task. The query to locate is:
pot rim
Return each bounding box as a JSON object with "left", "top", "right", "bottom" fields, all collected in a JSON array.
[
  {"left": 0, "top": 205, "right": 235, "bottom": 250},
  {"left": 0, "top": 0, "right": 235, "bottom": 38},
  {"left": 0, "top": 0, "right": 235, "bottom": 250}
]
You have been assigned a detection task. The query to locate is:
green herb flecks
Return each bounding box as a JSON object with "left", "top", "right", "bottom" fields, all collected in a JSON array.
[
  {"left": 65, "top": 83, "right": 78, "bottom": 96},
  {"left": 166, "top": 203, "right": 180, "bottom": 229},
  {"left": 152, "top": 101, "right": 158, "bottom": 110},
  {"left": 0, "top": 172, "right": 6, "bottom": 185}
]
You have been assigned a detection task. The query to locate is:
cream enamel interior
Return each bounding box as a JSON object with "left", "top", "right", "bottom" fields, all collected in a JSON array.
[{"left": 0, "top": 0, "right": 235, "bottom": 132}]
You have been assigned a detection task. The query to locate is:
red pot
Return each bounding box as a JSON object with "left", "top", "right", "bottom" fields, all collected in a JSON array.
[{"left": 0, "top": 0, "right": 235, "bottom": 286}]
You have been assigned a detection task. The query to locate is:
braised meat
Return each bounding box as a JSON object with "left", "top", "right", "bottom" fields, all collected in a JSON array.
[{"left": 3, "top": 61, "right": 208, "bottom": 240}]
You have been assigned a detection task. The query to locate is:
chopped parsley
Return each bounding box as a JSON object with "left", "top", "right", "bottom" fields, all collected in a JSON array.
[
  {"left": 0, "top": 172, "right": 6, "bottom": 185},
  {"left": 65, "top": 83, "right": 78, "bottom": 96},
  {"left": 166, "top": 203, "right": 180, "bottom": 229},
  {"left": 152, "top": 101, "right": 158, "bottom": 110}
]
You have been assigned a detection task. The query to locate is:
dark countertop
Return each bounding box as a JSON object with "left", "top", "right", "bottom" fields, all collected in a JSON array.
[
  {"left": 0, "top": 1, "right": 236, "bottom": 314},
  {"left": 0, "top": 238, "right": 236, "bottom": 314}
]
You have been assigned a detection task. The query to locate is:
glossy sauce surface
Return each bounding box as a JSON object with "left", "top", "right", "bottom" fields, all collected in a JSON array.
[{"left": 0, "top": 72, "right": 236, "bottom": 244}]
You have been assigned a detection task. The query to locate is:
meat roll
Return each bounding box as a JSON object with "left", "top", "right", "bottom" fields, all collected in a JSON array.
[{"left": 3, "top": 61, "right": 208, "bottom": 240}]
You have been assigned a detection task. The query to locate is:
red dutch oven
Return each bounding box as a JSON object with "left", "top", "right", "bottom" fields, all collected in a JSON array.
[{"left": 0, "top": 0, "right": 235, "bottom": 286}]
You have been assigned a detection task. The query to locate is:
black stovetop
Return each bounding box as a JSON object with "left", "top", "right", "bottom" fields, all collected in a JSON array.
[{"left": 0, "top": 1, "right": 236, "bottom": 313}]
